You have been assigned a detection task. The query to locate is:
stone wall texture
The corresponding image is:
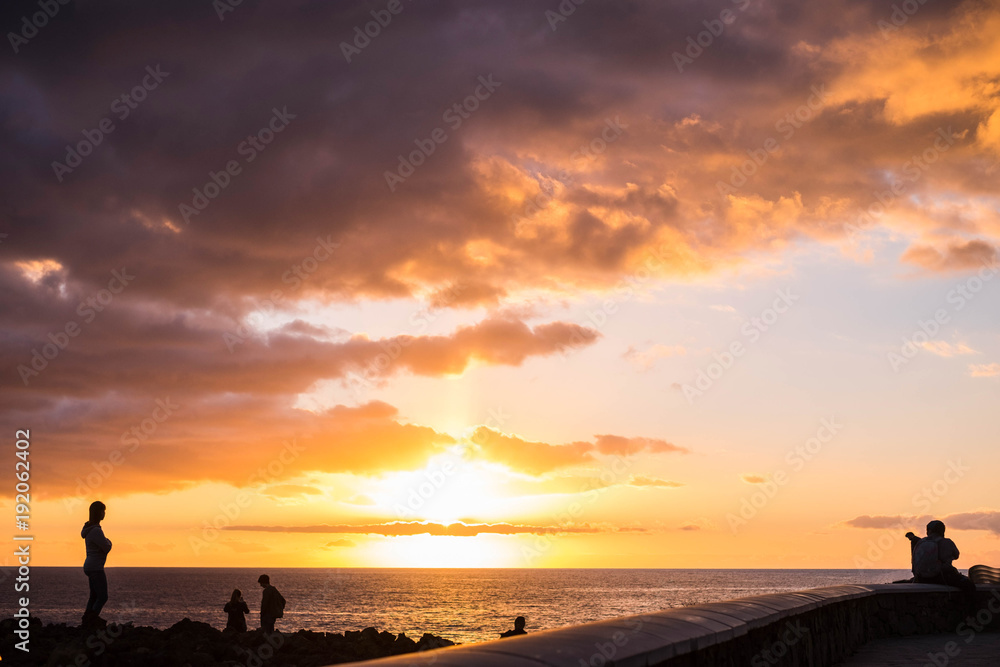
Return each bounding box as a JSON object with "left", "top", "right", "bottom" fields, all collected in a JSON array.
[{"left": 347, "top": 583, "right": 1000, "bottom": 667}]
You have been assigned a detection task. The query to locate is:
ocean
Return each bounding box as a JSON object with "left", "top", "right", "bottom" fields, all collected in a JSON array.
[{"left": 7, "top": 568, "right": 912, "bottom": 644}]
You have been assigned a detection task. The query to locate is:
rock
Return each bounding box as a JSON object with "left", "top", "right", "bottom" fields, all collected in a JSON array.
[
  {"left": 417, "top": 632, "right": 456, "bottom": 650},
  {"left": 391, "top": 632, "right": 417, "bottom": 654},
  {"left": 0, "top": 618, "right": 457, "bottom": 666}
]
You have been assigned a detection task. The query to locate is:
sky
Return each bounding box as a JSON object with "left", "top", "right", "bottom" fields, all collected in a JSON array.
[{"left": 1, "top": 0, "right": 999, "bottom": 570}]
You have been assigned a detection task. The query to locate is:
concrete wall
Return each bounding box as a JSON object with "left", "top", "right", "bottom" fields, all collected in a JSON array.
[{"left": 344, "top": 584, "right": 1000, "bottom": 667}]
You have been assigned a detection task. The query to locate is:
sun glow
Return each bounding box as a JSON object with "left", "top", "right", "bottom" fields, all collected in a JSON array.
[
  {"left": 367, "top": 534, "right": 517, "bottom": 567},
  {"left": 15, "top": 258, "right": 63, "bottom": 283},
  {"left": 372, "top": 451, "right": 505, "bottom": 524}
]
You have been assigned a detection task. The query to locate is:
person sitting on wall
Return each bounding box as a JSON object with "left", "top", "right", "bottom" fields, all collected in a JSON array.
[
  {"left": 906, "top": 520, "right": 977, "bottom": 605},
  {"left": 500, "top": 616, "right": 527, "bottom": 638}
]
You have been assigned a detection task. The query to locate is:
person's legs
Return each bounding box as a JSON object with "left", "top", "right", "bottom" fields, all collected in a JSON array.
[
  {"left": 261, "top": 614, "right": 275, "bottom": 632},
  {"left": 940, "top": 568, "right": 979, "bottom": 615},
  {"left": 85, "top": 571, "right": 100, "bottom": 614},
  {"left": 90, "top": 570, "right": 109, "bottom": 616}
]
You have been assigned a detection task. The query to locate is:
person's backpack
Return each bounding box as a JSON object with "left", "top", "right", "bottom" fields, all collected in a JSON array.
[
  {"left": 913, "top": 536, "right": 943, "bottom": 578},
  {"left": 276, "top": 591, "right": 286, "bottom": 618}
]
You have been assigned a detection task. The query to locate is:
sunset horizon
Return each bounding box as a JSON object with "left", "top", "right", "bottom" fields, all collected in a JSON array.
[{"left": 3, "top": 0, "right": 999, "bottom": 578}]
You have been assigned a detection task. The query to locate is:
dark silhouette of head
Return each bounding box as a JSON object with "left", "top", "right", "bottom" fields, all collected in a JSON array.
[
  {"left": 258, "top": 574, "right": 270, "bottom": 587},
  {"left": 514, "top": 616, "right": 525, "bottom": 630},
  {"left": 231, "top": 589, "right": 242, "bottom": 603},
  {"left": 88, "top": 501, "right": 106, "bottom": 523},
  {"left": 927, "top": 520, "right": 946, "bottom": 537}
]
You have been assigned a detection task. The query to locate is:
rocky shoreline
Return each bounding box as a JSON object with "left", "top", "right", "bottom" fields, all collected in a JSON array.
[{"left": 0, "top": 617, "right": 456, "bottom": 666}]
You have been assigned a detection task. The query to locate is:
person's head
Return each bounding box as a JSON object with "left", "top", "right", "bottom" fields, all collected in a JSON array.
[
  {"left": 514, "top": 616, "right": 525, "bottom": 630},
  {"left": 258, "top": 574, "right": 270, "bottom": 587},
  {"left": 88, "top": 501, "right": 106, "bottom": 523},
  {"left": 927, "top": 520, "right": 946, "bottom": 537},
  {"left": 231, "top": 589, "right": 242, "bottom": 602}
]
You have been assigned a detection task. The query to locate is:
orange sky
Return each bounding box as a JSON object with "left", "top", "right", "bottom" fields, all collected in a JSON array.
[{"left": 1, "top": 0, "right": 999, "bottom": 569}]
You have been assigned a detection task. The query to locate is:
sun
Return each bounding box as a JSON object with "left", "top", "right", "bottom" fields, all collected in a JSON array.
[{"left": 375, "top": 451, "right": 505, "bottom": 524}]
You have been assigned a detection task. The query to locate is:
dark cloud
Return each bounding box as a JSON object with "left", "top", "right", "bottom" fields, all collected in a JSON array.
[
  {"left": 842, "top": 514, "right": 919, "bottom": 529},
  {"left": 629, "top": 476, "right": 685, "bottom": 488},
  {"left": 4, "top": 0, "right": 995, "bottom": 321},
  {"left": 901, "top": 239, "right": 998, "bottom": 272},
  {"left": 224, "top": 520, "right": 632, "bottom": 536},
  {"left": 470, "top": 427, "right": 689, "bottom": 476},
  {"left": 593, "top": 434, "right": 688, "bottom": 456},
  {"left": 0, "top": 262, "right": 598, "bottom": 397},
  {"left": 323, "top": 539, "right": 355, "bottom": 548},
  {"left": 943, "top": 510, "right": 1000, "bottom": 535},
  {"left": 261, "top": 484, "right": 323, "bottom": 499},
  {"left": 3, "top": 0, "right": 1000, "bottom": 508},
  {"left": 843, "top": 511, "right": 1000, "bottom": 535}
]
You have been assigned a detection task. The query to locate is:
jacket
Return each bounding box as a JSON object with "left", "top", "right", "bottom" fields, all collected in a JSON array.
[{"left": 81, "top": 522, "right": 112, "bottom": 572}]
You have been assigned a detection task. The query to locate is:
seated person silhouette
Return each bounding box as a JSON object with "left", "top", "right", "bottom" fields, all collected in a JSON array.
[
  {"left": 500, "top": 616, "right": 527, "bottom": 638},
  {"left": 906, "top": 520, "right": 976, "bottom": 600}
]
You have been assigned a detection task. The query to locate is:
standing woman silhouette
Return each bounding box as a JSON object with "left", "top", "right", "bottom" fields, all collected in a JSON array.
[
  {"left": 224, "top": 588, "right": 250, "bottom": 632},
  {"left": 81, "top": 500, "right": 112, "bottom": 628}
]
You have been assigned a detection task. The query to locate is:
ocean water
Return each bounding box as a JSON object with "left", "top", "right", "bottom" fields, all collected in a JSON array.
[{"left": 6, "top": 568, "right": 911, "bottom": 644}]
